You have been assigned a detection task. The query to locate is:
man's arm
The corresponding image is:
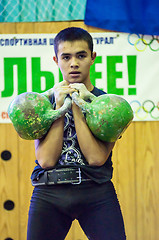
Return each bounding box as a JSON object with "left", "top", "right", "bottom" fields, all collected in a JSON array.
[
  {"left": 72, "top": 103, "right": 115, "bottom": 166},
  {"left": 34, "top": 81, "right": 74, "bottom": 169},
  {"left": 34, "top": 116, "right": 65, "bottom": 169}
]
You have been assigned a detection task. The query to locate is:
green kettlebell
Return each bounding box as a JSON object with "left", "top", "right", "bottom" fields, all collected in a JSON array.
[
  {"left": 8, "top": 89, "right": 71, "bottom": 140},
  {"left": 72, "top": 92, "right": 133, "bottom": 142}
]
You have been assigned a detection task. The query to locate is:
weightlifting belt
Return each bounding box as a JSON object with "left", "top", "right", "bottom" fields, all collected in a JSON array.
[{"left": 31, "top": 167, "right": 92, "bottom": 186}]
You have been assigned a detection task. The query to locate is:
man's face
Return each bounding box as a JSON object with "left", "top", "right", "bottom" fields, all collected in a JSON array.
[{"left": 54, "top": 40, "right": 96, "bottom": 86}]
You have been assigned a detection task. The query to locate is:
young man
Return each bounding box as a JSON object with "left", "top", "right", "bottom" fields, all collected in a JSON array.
[{"left": 27, "top": 27, "right": 126, "bottom": 240}]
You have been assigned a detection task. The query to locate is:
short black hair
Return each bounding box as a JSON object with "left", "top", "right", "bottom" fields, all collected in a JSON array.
[{"left": 54, "top": 27, "right": 93, "bottom": 57}]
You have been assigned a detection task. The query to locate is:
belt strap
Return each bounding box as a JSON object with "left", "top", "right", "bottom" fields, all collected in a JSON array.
[{"left": 32, "top": 168, "right": 92, "bottom": 186}]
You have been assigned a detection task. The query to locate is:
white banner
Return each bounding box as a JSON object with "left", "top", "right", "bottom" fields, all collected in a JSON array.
[{"left": 0, "top": 32, "right": 159, "bottom": 123}]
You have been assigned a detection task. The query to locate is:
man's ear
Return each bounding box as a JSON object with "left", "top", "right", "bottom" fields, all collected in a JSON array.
[
  {"left": 91, "top": 52, "right": 96, "bottom": 65},
  {"left": 53, "top": 56, "right": 58, "bottom": 65}
]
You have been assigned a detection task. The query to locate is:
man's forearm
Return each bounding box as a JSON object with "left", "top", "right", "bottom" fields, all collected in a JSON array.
[
  {"left": 34, "top": 116, "right": 65, "bottom": 169},
  {"left": 72, "top": 103, "right": 115, "bottom": 166}
]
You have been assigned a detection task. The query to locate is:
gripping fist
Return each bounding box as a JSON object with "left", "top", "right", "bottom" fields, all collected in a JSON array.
[
  {"left": 53, "top": 81, "right": 74, "bottom": 108},
  {"left": 69, "top": 83, "right": 95, "bottom": 101}
]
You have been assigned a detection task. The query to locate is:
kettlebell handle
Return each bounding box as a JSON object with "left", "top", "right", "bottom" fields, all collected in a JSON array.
[
  {"left": 56, "top": 95, "right": 72, "bottom": 118},
  {"left": 72, "top": 92, "right": 95, "bottom": 112},
  {"left": 41, "top": 88, "right": 54, "bottom": 98}
]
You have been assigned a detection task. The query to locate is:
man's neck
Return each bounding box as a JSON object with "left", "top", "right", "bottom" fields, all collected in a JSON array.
[{"left": 85, "top": 81, "right": 94, "bottom": 92}]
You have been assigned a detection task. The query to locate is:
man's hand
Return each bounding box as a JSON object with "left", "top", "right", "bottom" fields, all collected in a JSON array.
[
  {"left": 53, "top": 81, "right": 74, "bottom": 109},
  {"left": 69, "top": 83, "right": 95, "bottom": 101}
]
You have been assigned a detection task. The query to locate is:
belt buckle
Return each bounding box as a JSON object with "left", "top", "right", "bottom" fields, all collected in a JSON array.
[{"left": 71, "top": 168, "right": 82, "bottom": 185}]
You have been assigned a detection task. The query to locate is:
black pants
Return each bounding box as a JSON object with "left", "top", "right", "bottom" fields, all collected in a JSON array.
[{"left": 27, "top": 181, "right": 126, "bottom": 240}]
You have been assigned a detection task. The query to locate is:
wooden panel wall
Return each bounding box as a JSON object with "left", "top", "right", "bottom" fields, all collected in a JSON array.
[{"left": 0, "top": 21, "right": 159, "bottom": 240}]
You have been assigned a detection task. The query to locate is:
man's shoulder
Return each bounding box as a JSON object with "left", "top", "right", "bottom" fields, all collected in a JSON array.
[
  {"left": 91, "top": 86, "right": 106, "bottom": 97},
  {"left": 49, "top": 93, "right": 55, "bottom": 105}
]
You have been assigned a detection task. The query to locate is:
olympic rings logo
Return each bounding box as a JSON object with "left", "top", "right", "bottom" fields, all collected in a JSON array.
[
  {"left": 130, "top": 100, "right": 159, "bottom": 120},
  {"left": 128, "top": 34, "right": 159, "bottom": 52}
]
